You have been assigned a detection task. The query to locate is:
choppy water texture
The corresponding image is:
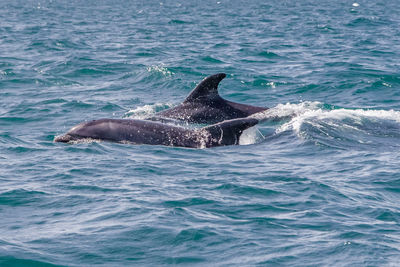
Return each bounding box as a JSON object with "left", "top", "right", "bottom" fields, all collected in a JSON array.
[{"left": 1, "top": 0, "right": 400, "bottom": 265}]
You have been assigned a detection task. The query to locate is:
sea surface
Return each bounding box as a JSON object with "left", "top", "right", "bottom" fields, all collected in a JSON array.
[{"left": 1, "top": 0, "right": 400, "bottom": 266}]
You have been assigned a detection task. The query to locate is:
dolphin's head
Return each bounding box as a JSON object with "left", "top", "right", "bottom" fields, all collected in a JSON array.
[{"left": 54, "top": 121, "right": 91, "bottom": 143}]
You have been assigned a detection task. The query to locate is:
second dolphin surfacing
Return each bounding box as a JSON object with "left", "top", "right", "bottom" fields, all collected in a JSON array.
[
  {"left": 54, "top": 117, "right": 259, "bottom": 148},
  {"left": 152, "top": 73, "right": 268, "bottom": 124}
]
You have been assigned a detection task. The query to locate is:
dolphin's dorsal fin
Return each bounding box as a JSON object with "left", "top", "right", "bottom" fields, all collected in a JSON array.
[{"left": 184, "top": 73, "right": 226, "bottom": 103}]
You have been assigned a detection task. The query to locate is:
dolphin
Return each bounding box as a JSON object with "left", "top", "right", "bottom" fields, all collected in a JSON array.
[
  {"left": 151, "top": 73, "right": 268, "bottom": 124},
  {"left": 54, "top": 117, "right": 259, "bottom": 148}
]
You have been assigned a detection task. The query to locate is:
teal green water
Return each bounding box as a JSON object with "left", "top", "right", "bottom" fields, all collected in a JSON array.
[{"left": 1, "top": 0, "right": 400, "bottom": 265}]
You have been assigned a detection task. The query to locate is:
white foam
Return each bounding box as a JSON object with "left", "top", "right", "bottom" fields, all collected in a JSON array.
[
  {"left": 250, "top": 101, "right": 322, "bottom": 121},
  {"left": 239, "top": 127, "right": 259, "bottom": 145},
  {"left": 125, "top": 103, "right": 173, "bottom": 119},
  {"left": 146, "top": 64, "right": 174, "bottom": 76},
  {"left": 272, "top": 103, "right": 400, "bottom": 135},
  {"left": 66, "top": 138, "right": 102, "bottom": 145}
]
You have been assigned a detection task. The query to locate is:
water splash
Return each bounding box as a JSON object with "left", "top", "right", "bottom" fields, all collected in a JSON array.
[
  {"left": 250, "top": 101, "right": 322, "bottom": 122},
  {"left": 253, "top": 102, "right": 400, "bottom": 149},
  {"left": 146, "top": 64, "right": 174, "bottom": 77},
  {"left": 275, "top": 104, "right": 400, "bottom": 134},
  {"left": 239, "top": 127, "right": 263, "bottom": 145},
  {"left": 124, "top": 103, "right": 173, "bottom": 119}
]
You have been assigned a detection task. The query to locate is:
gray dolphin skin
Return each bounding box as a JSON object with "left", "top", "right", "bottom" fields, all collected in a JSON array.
[
  {"left": 54, "top": 117, "right": 259, "bottom": 148},
  {"left": 152, "top": 73, "right": 268, "bottom": 124}
]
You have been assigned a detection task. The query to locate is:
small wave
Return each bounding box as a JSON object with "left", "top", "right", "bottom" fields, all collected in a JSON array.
[
  {"left": 64, "top": 67, "right": 115, "bottom": 77},
  {"left": 0, "top": 257, "right": 58, "bottom": 267},
  {"left": 0, "top": 189, "right": 47, "bottom": 206},
  {"left": 168, "top": 19, "right": 192, "bottom": 24},
  {"left": 257, "top": 51, "right": 282, "bottom": 59},
  {"left": 276, "top": 105, "right": 400, "bottom": 134},
  {"left": 250, "top": 101, "right": 322, "bottom": 122},
  {"left": 163, "top": 197, "right": 216, "bottom": 207},
  {"left": 61, "top": 100, "right": 94, "bottom": 109},
  {"left": 346, "top": 17, "right": 385, "bottom": 27},
  {"left": 255, "top": 102, "right": 400, "bottom": 149},
  {"left": 201, "top": 56, "right": 224, "bottom": 64}
]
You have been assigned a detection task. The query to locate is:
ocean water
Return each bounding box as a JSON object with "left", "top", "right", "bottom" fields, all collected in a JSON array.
[{"left": 1, "top": 0, "right": 400, "bottom": 265}]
